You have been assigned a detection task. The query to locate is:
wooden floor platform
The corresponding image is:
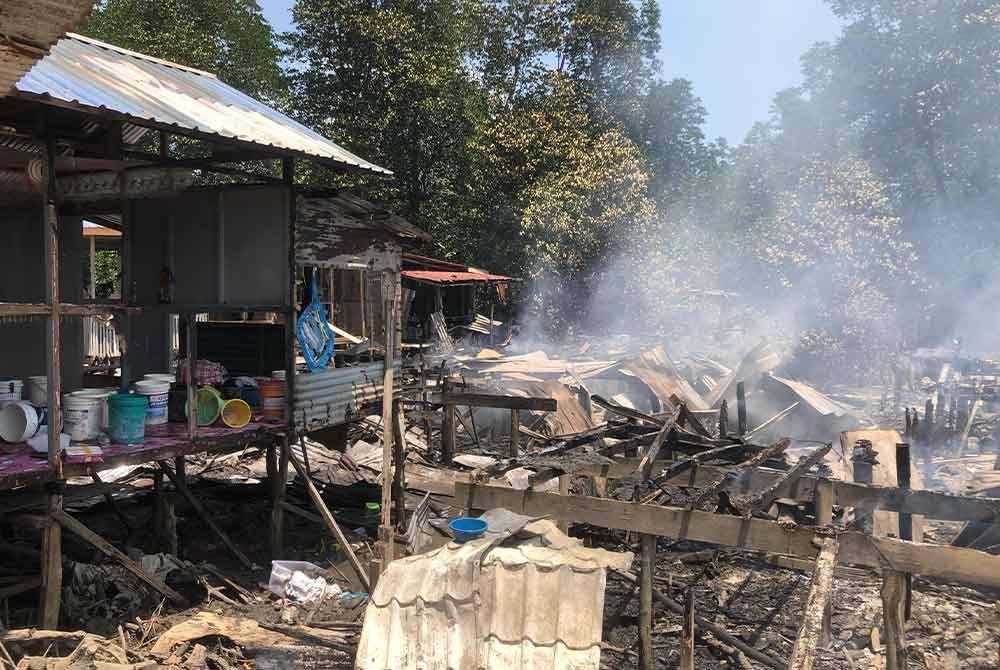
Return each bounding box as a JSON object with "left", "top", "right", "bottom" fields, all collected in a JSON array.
[{"left": 0, "top": 421, "right": 286, "bottom": 491}]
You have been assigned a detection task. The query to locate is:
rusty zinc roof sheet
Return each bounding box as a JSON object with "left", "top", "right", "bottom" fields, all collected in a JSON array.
[
  {"left": 402, "top": 269, "right": 512, "bottom": 284},
  {"left": 357, "top": 518, "right": 632, "bottom": 670},
  {"left": 0, "top": 0, "right": 93, "bottom": 92},
  {"left": 14, "top": 33, "right": 391, "bottom": 175}
]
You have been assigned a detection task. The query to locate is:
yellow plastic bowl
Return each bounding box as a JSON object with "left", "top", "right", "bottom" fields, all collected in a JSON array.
[{"left": 220, "top": 398, "right": 252, "bottom": 428}]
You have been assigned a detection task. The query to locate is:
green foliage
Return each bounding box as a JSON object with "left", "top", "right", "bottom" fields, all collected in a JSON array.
[
  {"left": 82, "top": 0, "right": 286, "bottom": 104},
  {"left": 92, "top": 250, "right": 120, "bottom": 300}
]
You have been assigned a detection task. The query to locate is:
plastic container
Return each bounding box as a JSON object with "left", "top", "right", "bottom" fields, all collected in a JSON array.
[
  {"left": 271, "top": 370, "right": 287, "bottom": 381},
  {"left": 26, "top": 376, "right": 47, "bottom": 406},
  {"left": 143, "top": 373, "right": 176, "bottom": 384},
  {"left": 0, "top": 401, "right": 40, "bottom": 442},
  {"left": 72, "top": 388, "right": 115, "bottom": 430},
  {"left": 62, "top": 393, "right": 102, "bottom": 441},
  {"left": 107, "top": 393, "right": 147, "bottom": 444},
  {"left": 267, "top": 560, "right": 326, "bottom": 599},
  {"left": 220, "top": 398, "right": 252, "bottom": 428},
  {"left": 191, "top": 387, "right": 224, "bottom": 426},
  {"left": 257, "top": 378, "right": 286, "bottom": 420},
  {"left": 134, "top": 379, "right": 170, "bottom": 425},
  {"left": 448, "top": 517, "right": 488, "bottom": 543},
  {"left": 0, "top": 378, "right": 23, "bottom": 407}
]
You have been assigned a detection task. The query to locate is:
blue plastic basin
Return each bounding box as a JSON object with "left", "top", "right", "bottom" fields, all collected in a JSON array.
[{"left": 448, "top": 517, "right": 488, "bottom": 543}]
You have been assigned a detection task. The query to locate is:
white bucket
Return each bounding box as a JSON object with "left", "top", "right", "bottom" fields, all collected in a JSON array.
[
  {"left": 72, "top": 388, "right": 115, "bottom": 430},
  {"left": 143, "top": 373, "right": 176, "bottom": 384},
  {"left": 26, "top": 376, "right": 47, "bottom": 406},
  {"left": 271, "top": 370, "right": 287, "bottom": 381},
  {"left": 134, "top": 379, "right": 170, "bottom": 425},
  {"left": 0, "top": 401, "right": 40, "bottom": 442},
  {"left": 63, "top": 393, "right": 102, "bottom": 441},
  {"left": 0, "top": 378, "right": 23, "bottom": 407}
]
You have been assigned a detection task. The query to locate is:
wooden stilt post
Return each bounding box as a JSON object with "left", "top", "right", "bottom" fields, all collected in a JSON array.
[
  {"left": 379, "top": 274, "right": 397, "bottom": 571},
  {"left": 680, "top": 586, "right": 695, "bottom": 670},
  {"left": 788, "top": 536, "right": 839, "bottom": 670},
  {"left": 718, "top": 399, "right": 728, "bottom": 438},
  {"left": 392, "top": 401, "right": 407, "bottom": 529},
  {"left": 638, "top": 533, "right": 654, "bottom": 670},
  {"left": 881, "top": 570, "right": 908, "bottom": 670},
  {"left": 153, "top": 469, "right": 165, "bottom": 549},
  {"left": 509, "top": 409, "right": 520, "bottom": 458},
  {"left": 895, "top": 443, "right": 913, "bottom": 621},
  {"left": 814, "top": 478, "right": 835, "bottom": 646},
  {"left": 736, "top": 381, "right": 748, "bottom": 435},
  {"left": 185, "top": 316, "right": 197, "bottom": 441},
  {"left": 39, "top": 132, "right": 62, "bottom": 630},
  {"left": 557, "top": 475, "right": 571, "bottom": 533},
  {"left": 271, "top": 437, "right": 289, "bottom": 558}
]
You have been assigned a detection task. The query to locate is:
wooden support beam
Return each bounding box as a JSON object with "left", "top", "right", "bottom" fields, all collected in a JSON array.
[
  {"left": 788, "top": 536, "right": 839, "bottom": 670},
  {"left": 39, "top": 132, "right": 62, "bottom": 631},
  {"left": 636, "top": 406, "right": 681, "bottom": 477},
  {"left": 638, "top": 534, "right": 654, "bottom": 670},
  {"left": 51, "top": 508, "right": 186, "bottom": 605},
  {"left": 881, "top": 570, "right": 908, "bottom": 670},
  {"left": 379, "top": 277, "right": 397, "bottom": 571},
  {"left": 287, "top": 449, "right": 371, "bottom": 592},
  {"left": 441, "top": 392, "right": 557, "bottom": 412},
  {"left": 680, "top": 586, "right": 695, "bottom": 670},
  {"left": 895, "top": 443, "right": 913, "bottom": 621},
  {"left": 455, "top": 483, "right": 1000, "bottom": 588},
  {"left": 158, "top": 462, "right": 253, "bottom": 570},
  {"left": 441, "top": 380, "right": 455, "bottom": 464},
  {"left": 736, "top": 381, "right": 748, "bottom": 435},
  {"left": 509, "top": 409, "right": 520, "bottom": 458},
  {"left": 814, "top": 478, "right": 835, "bottom": 647},
  {"left": 718, "top": 399, "right": 729, "bottom": 438}
]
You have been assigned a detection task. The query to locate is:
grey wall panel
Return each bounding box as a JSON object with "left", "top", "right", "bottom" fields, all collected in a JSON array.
[
  {"left": 221, "top": 186, "right": 287, "bottom": 306},
  {"left": 0, "top": 208, "right": 84, "bottom": 389}
]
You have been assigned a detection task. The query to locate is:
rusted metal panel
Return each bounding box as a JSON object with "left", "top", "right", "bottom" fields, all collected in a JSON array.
[{"left": 295, "top": 195, "right": 415, "bottom": 271}]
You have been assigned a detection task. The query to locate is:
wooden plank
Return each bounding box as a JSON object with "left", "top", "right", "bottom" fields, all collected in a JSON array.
[
  {"left": 636, "top": 407, "right": 680, "bottom": 477},
  {"left": 379, "top": 279, "right": 397, "bottom": 569},
  {"left": 52, "top": 508, "right": 186, "bottom": 605},
  {"left": 287, "top": 449, "right": 371, "bottom": 592},
  {"left": 455, "top": 483, "right": 1000, "bottom": 588},
  {"left": 440, "top": 392, "right": 557, "bottom": 412},
  {"left": 788, "top": 536, "right": 839, "bottom": 670},
  {"left": 271, "top": 438, "right": 288, "bottom": 559},
  {"left": 159, "top": 462, "right": 253, "bottom": 570},
  {"left": 688, "top": 439, "right": 789, "bottom": 510}
]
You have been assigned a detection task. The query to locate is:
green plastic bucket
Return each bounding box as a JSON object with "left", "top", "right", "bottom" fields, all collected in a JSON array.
[{"left": 107, "top": 393, "right": 148, "bottom": 444}]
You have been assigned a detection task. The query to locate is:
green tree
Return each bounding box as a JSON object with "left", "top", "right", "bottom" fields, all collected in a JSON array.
[{"left": 81, "top": 0, "right": 286, "bottom": 104}]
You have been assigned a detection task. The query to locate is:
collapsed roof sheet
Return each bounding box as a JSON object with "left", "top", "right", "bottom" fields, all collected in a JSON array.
[
  {"left": 620, "top": 345, "right": 709, "bottom": 411},
  {"left": 15, "top": 34, "right": 390, "bottom": 174},
  {"left": 357, "top": 517, "right": 631, "bottom": 670}
]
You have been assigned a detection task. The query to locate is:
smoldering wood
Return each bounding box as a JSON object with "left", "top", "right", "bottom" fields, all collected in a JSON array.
[{"left": 744, "top": 442, "right": 833, "bottom": 516}]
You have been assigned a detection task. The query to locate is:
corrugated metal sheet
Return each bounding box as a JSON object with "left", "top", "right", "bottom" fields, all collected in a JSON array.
[
  {"left": 293, "top": 361, "right": 399, "bottom": 431},
  {"left": 357, "top": 518, "right": 632, "bottom": 670},
  {"left": 15, "top": 33, "right": 391, "bottom": 175},
  {"left": 0, "top": 0, "right": 93, "bottom": 92},
  {"left": 403, "top": 270, "right": 512, "bottom": 284}
]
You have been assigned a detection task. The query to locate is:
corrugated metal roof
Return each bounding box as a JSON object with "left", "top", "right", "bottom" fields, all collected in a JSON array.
[
  {"left": 357, "top": 517, "right": 631, "bottom": 670},
  {"left": 0, "top": 0, "right": 93, "bottom": 92},
  {"left": 403, "top": 270, "right": 512, "bottom": 284},
  {"left": 14, "top": 33, "right": 391, "bottom": 175}
]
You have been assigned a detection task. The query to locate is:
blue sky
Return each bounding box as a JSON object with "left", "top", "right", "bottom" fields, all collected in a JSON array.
[{"left": 259, "top": 0, "right": 843, "bottom": 144}]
